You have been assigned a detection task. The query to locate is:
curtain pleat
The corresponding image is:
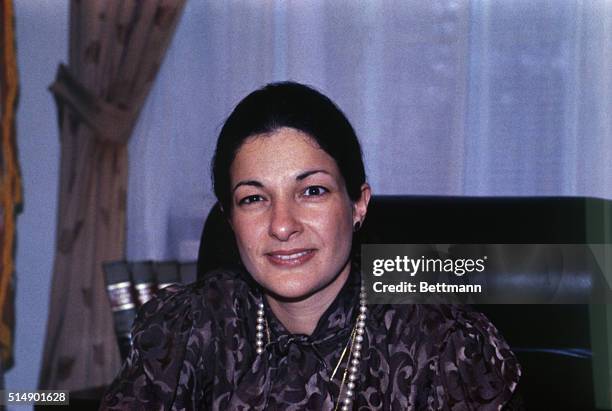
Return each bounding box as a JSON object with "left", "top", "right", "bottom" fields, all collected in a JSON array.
[{"left": 39, "top": 0, "right": 186, "bottom": 390}]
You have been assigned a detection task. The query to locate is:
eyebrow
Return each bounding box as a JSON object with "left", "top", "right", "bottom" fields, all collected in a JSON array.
[
  {"left": 296, "top": 169, "right": 331, "bottom": 180},
  {"left": 232, "top": 180, "right": 263, "bottom": 192},
  {"left": 232, "top": 169, "right": 331, "bottom": 193}
]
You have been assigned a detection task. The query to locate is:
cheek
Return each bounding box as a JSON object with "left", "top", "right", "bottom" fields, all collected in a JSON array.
[
  {"left": 317, "top": 202, "right": 354, "bottom": 251},
  {"left": 231, "top": 216, "right": 261, "bottom": 260}
]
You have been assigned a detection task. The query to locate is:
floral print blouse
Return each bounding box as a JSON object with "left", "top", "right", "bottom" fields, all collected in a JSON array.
[{"left": 101, "top": 268, "right": 521, "bottom": 410}]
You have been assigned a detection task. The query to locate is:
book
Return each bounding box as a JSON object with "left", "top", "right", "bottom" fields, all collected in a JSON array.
[
  {"left": 102, "top": 261, "right": 136, "bottom": 361},
  {"left": 129, "top": 261, "right": 156, "bottom": 307},
  {"left": 153, "top": 261, "right": 180, "bottom": 289}
]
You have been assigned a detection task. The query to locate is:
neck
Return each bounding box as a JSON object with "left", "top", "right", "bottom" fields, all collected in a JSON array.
[{"left": 266, "top": 266, "right": 351, "bottom": 335}]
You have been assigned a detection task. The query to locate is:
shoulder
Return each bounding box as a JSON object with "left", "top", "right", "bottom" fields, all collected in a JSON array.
[
  {"left": 377, "top": 304, "right": 517, "bottom": 353},
  {"left": 101, "top": 268, "right": 252, "bottom": 409},
  {"left": 375, "top": 304, "right": 521, "bottom": 410},
  {"left": 433, "top": 305, "right": 521, "bottom": 409},
  {"left": 134, "top": 267, "right": 251, "bottom": 332},
  {"left": 139, "top": 267, "right": 248, "bottom": 316},
  {"left": 373, "top": 304, "right": 498, "bottom": 342}
]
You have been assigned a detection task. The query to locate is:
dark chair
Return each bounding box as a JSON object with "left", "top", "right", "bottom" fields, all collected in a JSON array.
[{"left": 197, "top": 195, "right": 612, "bottom": 410}]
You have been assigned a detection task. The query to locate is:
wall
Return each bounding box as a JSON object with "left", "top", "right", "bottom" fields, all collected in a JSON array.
[{"left": 4, "top": 0, "right": 66, "bottom": 397}]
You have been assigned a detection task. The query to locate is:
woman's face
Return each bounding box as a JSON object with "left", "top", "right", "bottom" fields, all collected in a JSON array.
[{"left": 229, "top": 127, "right": 370, "bottom": 301}]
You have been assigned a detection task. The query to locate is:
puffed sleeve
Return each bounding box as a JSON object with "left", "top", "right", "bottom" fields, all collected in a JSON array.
[
  {"left": 434, "top": 307, "right": 522, "bottom": 411},
  {"left": 100, "top": 284, "right": 210, "bottom": 411}
]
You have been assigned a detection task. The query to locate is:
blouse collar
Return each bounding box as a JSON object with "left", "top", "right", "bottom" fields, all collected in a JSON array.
[{"left": 261, "top": 268, "right": 361, "bottom": 353}]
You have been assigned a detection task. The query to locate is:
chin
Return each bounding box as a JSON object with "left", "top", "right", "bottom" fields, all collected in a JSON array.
[
  {"left": 245, "top": 255, "right": 351, "bottom": 301},
  {"left": 263, "top": 278, "right": 321, "bottom": 301}
]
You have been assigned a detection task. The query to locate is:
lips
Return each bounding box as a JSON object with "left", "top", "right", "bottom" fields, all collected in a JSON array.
[{"left": 265, "top": 249, "right": 316, "bottom": 267}]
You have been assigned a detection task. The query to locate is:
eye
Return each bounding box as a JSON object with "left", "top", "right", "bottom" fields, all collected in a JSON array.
[
  {"left": 303, "top": 186, "right": 329, "bottom": 197},
  {"left": 238, "top": 194, "right": 264, "bottom": 205}
]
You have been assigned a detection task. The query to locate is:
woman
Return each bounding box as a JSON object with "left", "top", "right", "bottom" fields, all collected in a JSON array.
[{"left": 102, "top": 82, "right": 521, "bottom": 410}]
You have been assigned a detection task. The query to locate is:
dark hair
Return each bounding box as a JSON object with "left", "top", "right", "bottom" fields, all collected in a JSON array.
[{"left": 212, "top": 81, "right": 366, "bottom": 212}]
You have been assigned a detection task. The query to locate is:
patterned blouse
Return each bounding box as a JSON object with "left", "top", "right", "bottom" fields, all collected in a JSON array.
[{"left": 101, "top": 268, "right": 522, "bottom": 410}]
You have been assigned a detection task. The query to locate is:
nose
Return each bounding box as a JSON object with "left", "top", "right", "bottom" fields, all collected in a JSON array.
[{"left": 268, "top": 200, "right": 302, "bottom": 241}]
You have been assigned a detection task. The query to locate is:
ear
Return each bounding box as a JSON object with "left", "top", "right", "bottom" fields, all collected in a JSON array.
[{"left": 352, "top": 183, "right": 371, "bottom": 226}]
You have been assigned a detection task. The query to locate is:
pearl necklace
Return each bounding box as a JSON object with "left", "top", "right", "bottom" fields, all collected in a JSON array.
[{"left": 255, "top": 285, "right": 367, "bottom": 411}]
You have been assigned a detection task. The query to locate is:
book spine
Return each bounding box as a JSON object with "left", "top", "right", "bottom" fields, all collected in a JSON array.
[
  {"left": 130, "top": 261, "right": 157, "bottom": 307},
  {"left": 107, "top": 281, "right": 135, "bottom": 312},
  {"left": 103, "top": 261, "right": 137, "bottom": 361},
  {"left": 133, "top": 283, "right": 155, "bottom": 306},
  {"left": 153, "top": 261, "right": 180, "bottom": 289}
]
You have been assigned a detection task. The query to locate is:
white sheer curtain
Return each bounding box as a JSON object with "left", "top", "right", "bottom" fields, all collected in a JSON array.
[
  {"left": 466, "top": 0, "right": 612, "bottom": 197},
  {"left": 127, "top": 0, "right": 612, "bottom": 262}
]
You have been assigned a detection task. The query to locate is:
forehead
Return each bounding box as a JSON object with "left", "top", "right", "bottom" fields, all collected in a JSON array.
[{"left": 230, "top": 127, "right": 341, "bottom": 181}]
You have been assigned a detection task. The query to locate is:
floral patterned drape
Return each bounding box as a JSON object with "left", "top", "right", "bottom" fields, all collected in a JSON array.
[
  {"left": 39, "top": 0, "right": 186, "bottom": 390},
  {"left": 0, "top": 0, "right": 22, "bottom": 371}
]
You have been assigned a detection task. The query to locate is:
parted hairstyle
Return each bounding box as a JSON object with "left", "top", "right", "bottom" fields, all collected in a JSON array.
[{"left": 211, "top": 81, "right": 366, "bottom": 213}]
